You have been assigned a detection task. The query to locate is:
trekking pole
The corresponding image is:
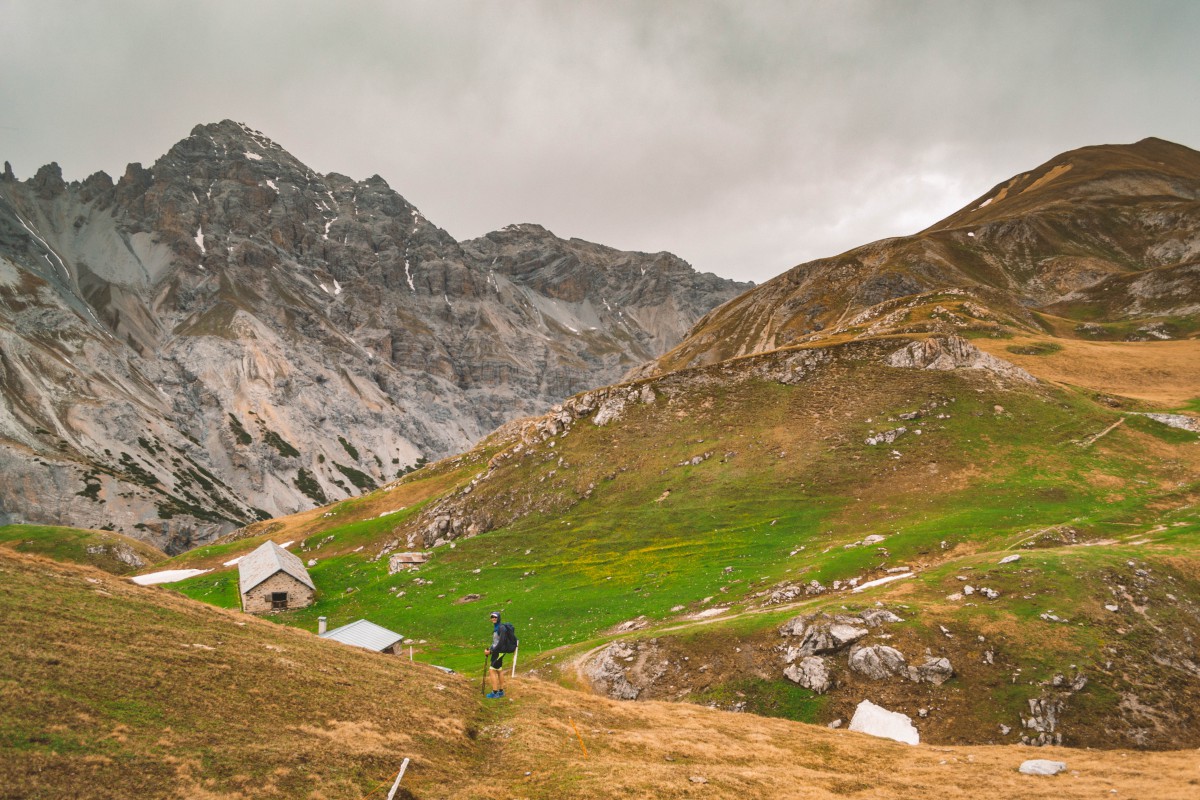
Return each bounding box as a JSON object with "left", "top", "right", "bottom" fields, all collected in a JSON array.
[
  {"left": 511, "top": 645, "right": 519, "bottom": 678},
  {"left": 482, "top": 652, "right": 489, "bottom": 696}
]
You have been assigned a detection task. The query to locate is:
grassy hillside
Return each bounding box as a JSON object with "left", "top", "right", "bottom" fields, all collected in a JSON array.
[
  {"left": 4, "top": 548, "right": 1200, "bottom": 799},
  {"left": 0, "top": 548, "right": 483, "bottom": 799},
  {"left": 137, "top": 334, "right": 1200, "bottom": 747},
  {"left": 0, "top": 524, "right": 166, "bottom": 575}
]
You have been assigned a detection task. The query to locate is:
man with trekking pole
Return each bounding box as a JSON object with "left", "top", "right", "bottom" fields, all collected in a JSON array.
[{"left": 484, "top": 610, "right": 516, "bottom": 699}]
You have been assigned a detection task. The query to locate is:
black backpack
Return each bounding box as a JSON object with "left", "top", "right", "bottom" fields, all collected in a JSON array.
[{"left": 496, "top": 622, "right": 518, "bottom": 653}]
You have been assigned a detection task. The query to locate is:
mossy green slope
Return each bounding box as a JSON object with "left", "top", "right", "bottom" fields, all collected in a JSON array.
[
  {"left": 144, "top": 336, "right": 1200, "bottom": 746},
  {"left": 0, "top": 524, "right": 166, "bottom": 575}
]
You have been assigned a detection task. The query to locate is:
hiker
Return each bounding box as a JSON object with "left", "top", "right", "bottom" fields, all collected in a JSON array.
[{"left": 485, "top": 611, "right": 506, "bottom": 698}]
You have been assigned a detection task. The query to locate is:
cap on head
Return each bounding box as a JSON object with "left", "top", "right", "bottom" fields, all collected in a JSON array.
[{"left": 490, "top": 611, "right": 500, "bottom": 620}]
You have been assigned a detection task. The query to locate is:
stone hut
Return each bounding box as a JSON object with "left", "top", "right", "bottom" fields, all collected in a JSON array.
[{"left": 238, "top": 541, "right": 315, "bottom": 612}]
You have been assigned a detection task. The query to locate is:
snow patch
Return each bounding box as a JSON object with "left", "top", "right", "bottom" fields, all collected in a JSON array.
[
  {"left": 852, "top": 572, "right": 912, "bottom": 593},
  {"left": 130, "top": 569, "right": 211, "bottom": 586},
  {"left": 333, "top": 280, "right": 343, "bottom": 296},
  {"left": 243, "top": 151, "right": 263, "bottom": 161},
  {"left": 266, "top": 179, "right": 278, "bottom": 191},
  {"left": 849, "top": 699, "right": 919, "bottom": 745},
  {"left": 223, "top": 555, "right": 245, "bottom": 567},
  {"left": 194, "top": 226, "right": 205, "bottom": 254},
  {"left": 404, "top": 259, "right": 415, "bottom": 292}
]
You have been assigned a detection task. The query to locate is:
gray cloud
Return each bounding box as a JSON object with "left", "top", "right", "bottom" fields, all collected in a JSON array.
[{"left": 3, "top": 0, "right": 1198, "bottom": 282}]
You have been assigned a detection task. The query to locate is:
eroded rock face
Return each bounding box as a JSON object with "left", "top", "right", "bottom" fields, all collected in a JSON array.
[
  {"left": 586, "top": 642, "right": 644, "bottom": 700},
  {"left": 779, "top": 614, "right": 870, "bottom": 656},
  {"left": 886, "top": 336, "right": 1036, "bottom": 383},
  {"left": 0, "top": 120, "right": 749, "bottom": 550}
]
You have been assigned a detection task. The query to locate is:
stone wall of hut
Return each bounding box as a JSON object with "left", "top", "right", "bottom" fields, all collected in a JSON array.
[{"left": 242, "top": 572, "right": 314, "bottom": 613}]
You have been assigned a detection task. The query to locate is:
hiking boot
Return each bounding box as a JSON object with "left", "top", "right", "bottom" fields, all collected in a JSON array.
[
  {"left": 486, "top": 691, "right": 500, "bottom": 699},
  {"left": 496, "top": 689, "right": 505, "bottom": 698}
]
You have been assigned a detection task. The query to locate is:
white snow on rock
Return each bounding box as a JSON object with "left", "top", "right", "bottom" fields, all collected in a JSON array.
[
  {"left": 1018, "top": 759, "right": 1067, "bottom": 776},
  {"left": 848, "top": 699, "right": 919, "bottom": 745},
  {"left": 130, "top": 569, "right": 211, "bottom": 585},
  {"left": 194, "top": 226, "right": 205, "bottom": 254},
  {"left": 852, "top": 572, "right": 912, "bottom": 593},
  {"left": 243, "top": 151, "right": 263, "bottom": 161}
]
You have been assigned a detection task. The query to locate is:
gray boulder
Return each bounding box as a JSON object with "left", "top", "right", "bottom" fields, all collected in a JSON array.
[
  {"left": 849, "top": 645, "right": 908, "bottom": 679},
  {"left": 859, "top": 608, "right": 904, "bottom": 627},
  {"left": 783, "top": 656, "right": 834, "bottom": 694},
  {"left": 779, "top": 614, "right": 808, "bottom": 637},
  {"left": 908, "top": 656, "right": 955, "bottom": 685},
  {"left": 798, "top": 622, "right": 869, "bottom": 655},
  {"left": 1018, "top": 759, "right": 1067, "bottom": 776}
]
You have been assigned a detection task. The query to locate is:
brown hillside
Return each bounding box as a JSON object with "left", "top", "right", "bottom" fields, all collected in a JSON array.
[
  {"left": 4, "top": 548, "right": 1200, "bottom": 799},
  {"left": 641, "top": 138, "right": 1200, "bottom": 379}
]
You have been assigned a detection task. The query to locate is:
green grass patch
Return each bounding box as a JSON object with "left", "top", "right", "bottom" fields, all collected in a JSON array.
[
  {"left": 228, "top": 414, "right": 252, "bottom": 445},
  {"left": 0, "top": 525, "right": 164, "bottom": 575},
  {"left": 1005, "top": 341, "right": 1063, "bottom": 356},
  {"left": 694, "top": 678, "right": 829, "bottom": 722}
]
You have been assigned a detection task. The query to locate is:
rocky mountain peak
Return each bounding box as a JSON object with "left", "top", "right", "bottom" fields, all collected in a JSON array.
[{"left": 0, "top": 119, "right": 749, "bottom": 550}]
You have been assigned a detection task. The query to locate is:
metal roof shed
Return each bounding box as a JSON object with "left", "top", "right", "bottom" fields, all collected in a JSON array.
[{"left": 320, "top": 619, "right": 406, "bottom": 654}]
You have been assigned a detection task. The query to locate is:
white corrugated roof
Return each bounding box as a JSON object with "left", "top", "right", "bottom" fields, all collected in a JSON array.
[
  {"left": 320, "top": 619, "right": 405, "bottom": 652},
  {"left": 237, "top": 541, "right": 315, "bottom": 594}
]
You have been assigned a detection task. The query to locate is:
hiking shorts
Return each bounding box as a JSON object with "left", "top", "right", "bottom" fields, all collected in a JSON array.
[{"left": 490, "top": 653, "right": 505, "bottom": 670}]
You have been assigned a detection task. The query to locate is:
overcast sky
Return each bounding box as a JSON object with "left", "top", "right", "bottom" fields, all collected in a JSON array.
[{"left": 3, "top": 1, "right": 1198, "bottom": 283}]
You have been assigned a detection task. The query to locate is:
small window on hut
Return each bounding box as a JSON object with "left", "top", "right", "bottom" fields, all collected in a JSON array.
[{"left": 271, "top": 592, "right": 288, "bottom": 610}]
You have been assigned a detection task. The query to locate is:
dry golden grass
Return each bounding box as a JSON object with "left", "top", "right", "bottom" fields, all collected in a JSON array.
[
  {"left": 469, "top": 678, "right": 1200, "bottom": 800},
  {"left": 977, "top": 337, "right": 1200, "bottom": 406},
  {"left": 5, "top": 547, "right": 1200, "bottom": 798}
]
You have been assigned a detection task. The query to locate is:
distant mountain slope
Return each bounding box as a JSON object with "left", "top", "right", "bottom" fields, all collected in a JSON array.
[
  {"left": 0, "top": 120, "right": 748, "bottom": 550},
  {"left": 640, "top": 137, "right": 1200, "bottom": 377}
]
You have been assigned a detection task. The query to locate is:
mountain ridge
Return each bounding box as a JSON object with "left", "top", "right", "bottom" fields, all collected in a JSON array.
[
  {"left": 639, "top": 137, "right": 1200, "bottom": 378},
  {"left": 0, "top": 119, "right": 749, "bottom": 551}
]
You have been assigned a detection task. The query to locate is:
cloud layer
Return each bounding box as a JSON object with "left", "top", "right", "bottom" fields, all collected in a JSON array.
[{"left": 3, "top": 1, "right": 1198, "bottom": 282}]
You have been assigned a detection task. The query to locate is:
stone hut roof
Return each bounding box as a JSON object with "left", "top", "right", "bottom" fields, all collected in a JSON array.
[
  {"left": 320, "top": 619, "right": 405, "bottom": 652},
  {"left": 238, "top": 541, "right": 315, "bottom": 594}
]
